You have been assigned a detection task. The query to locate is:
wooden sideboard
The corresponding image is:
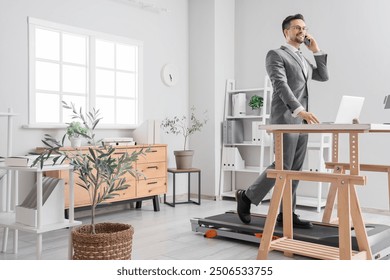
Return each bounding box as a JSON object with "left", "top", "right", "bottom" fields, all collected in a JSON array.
[{"left": 38, "top": 144, "right": 167, "bottom": 212}]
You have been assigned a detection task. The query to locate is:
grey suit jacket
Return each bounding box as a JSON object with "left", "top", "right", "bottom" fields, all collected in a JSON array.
[{"left": 266, "top": 45, "right": 329, "bottom": 125}]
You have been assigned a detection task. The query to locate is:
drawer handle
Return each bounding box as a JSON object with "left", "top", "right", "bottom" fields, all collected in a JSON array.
[
  {"left": 149, "top": 149, "right": 158, "bottom": 153},
  {"left": 147, "top": 181, "right": 158, "bottom": 185},
  {"left": 147, "top": 166, "right": 159, "bottom": 169}
]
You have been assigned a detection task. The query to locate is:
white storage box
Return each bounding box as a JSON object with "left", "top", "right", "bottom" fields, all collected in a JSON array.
[
  {"left": 15, "top": 177, "right": 65, "bottom": 227},
  {"left": 222, "top": 147, "right": 245, "bottom": 171}
]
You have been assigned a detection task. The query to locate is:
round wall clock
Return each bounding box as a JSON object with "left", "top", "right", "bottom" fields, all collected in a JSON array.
[{"left": 161, "top": 63, "right": 179, "bottom": 87}]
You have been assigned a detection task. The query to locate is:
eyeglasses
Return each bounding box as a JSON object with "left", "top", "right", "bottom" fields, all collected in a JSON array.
[{"left": 289, "top": 25, "right": 309, "bottom": 32}]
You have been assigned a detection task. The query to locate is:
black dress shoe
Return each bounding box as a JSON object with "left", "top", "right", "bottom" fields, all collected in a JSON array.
[
  {"left": 277, "top": 212, "right": 313, "bottom": 229},
  {"left": 235, "top": 190, "right": 251, "bottom": 224}
]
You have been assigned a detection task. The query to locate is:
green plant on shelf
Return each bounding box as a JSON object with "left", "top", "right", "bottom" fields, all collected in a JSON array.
[{"left": 248, "top": 95, "right": 264, "bottom": 110}]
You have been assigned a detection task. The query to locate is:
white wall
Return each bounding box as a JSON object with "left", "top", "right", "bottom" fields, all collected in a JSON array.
[
  {"left": 0, "top": 0, "right": 189, "bottom": 203},
  {"left": 234, "top": 0, "right": 390, "bottom": 210},
  {"left": 189, "top": 0, "right": 235, "bottom": 197}
]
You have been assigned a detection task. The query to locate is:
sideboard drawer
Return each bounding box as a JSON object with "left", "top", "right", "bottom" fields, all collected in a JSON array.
[
  {"left": 137, "top": 162, "right": 166, "bottom": 179},
  {"left": 137, "top": 177, "right": 167, "bottom": 197},
  {"left": 137, "top": 147, "right": 166, "bottom": 163}
]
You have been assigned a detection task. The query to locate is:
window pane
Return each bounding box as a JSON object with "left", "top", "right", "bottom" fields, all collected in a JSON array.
[
  {"left": 63, "top": 33, "right": 87, "bottom": 64},
  {"left": 116, "top": 72, "right": 136, "bottom": 97},
  {"left": 35, "top": 28, "right": 60, "bottom": 60},
  {"left": 62, "top": 95, "right": 87, "bottom": 123},
  {"left": 116, "top": 44, "right": 136, "bottom": 71},
  {"left": 36, "top": 92, "right": 59, "bottom": 123},
  {"left": 95, "top": 69, "right": 115, "bottom": 96},
  {"left": 36, "top": 61, "right": 59, "bottom": 91},
  {"left": 62, "top": 65, "right": 86, "bottom": 94},
  {"left": 96, "top": 97, "right": 115, "bottom": 124},
  {"left": 96, "top": 40, "right": 114, "bottom": 68},
  {"left": 116, "top": 99, "right": 136, "bottom": 124}
]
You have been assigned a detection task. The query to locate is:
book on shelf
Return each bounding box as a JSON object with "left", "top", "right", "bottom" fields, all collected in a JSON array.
[
  {"left": 5, "top": 154, "right": 65, "bottom": 167},
  {"left": 15, "top": 177, "right": 65, "bottom": 227},
  {"left": 222, "top": 147, "right": 245, "bottom": 171},
  {"left": 102, "top": 137, "right": 136, "bottom": 146},
  {"left": 222, "top": 119, "right": 244, "bottom": 144}
]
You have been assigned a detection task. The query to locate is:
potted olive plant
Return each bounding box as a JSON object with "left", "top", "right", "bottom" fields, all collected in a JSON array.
[
  {"left": 161, "top": 106, "right": 207, "bottom": 169},
  {"left": 248, "top": 95, "right": 264, "bottom": 115},
  {"left": 66, "top": 121, "right": 88, "bottom": 148},
  {"left": 33, "top": 102, "right": 146, "bottom": 260}
]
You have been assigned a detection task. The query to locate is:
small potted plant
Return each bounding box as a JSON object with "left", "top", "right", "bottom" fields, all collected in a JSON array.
[
  {"left": 33, "top": 102, "right": 146, "bottom": 259},
  {"left": 161, "top": 106, "right": 207, "bottom": 169},
  {"left": 248, "top": 95, "right": 264, "bottom": 115},
  {"left": 66, "top": 121, "right": 88, "bottom": 148}
]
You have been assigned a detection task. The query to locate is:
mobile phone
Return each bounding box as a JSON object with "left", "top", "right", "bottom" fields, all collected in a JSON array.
[{"left": 304, "top": 36, "right": 311, "bottom": 46}]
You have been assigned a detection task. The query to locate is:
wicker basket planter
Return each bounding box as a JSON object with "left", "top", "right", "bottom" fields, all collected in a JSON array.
[{"left": 72, "top": 222, "right": 134, "bottom": 260}]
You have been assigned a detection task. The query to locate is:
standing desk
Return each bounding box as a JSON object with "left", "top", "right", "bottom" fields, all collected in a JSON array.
[{"left": 257, "top": 123, "right": 390, "bottom": 260}]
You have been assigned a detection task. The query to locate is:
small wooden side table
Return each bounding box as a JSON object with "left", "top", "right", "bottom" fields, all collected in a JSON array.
[{"left": 164, "top": 168, "right": 201, "bottom": 207}]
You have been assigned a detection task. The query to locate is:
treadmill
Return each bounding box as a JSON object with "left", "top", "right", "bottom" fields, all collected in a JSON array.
[{"left": 191, "top": 211, "right": 390, "bottom": 260}]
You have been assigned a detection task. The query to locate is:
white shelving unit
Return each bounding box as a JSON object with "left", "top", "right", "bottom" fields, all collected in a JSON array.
[
  {"left": 0, "top": 109, "right": 17, "bottom": 253},
  {"left": 219, "top": 76, "right": 273, "bottom": 199},
  {"left": 0, "top": 164, "right": 81, "bottom": 259},
  {"left": 0, "top": 109, "right": 81, "bottom": 259}
]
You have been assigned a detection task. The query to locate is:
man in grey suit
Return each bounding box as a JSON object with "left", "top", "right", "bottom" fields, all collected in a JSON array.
[{"left": 236, "top": 14, "right": 329, "bottom": 228}]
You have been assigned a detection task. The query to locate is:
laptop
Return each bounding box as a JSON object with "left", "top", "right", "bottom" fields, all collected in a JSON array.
[{"left": 323, "top": 95, "right": 365, "bottom": 124}]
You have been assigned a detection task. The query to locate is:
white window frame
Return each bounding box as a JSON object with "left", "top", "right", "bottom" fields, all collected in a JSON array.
[{"left": 28, "top": 17, "right": 143, "bottom": 129}]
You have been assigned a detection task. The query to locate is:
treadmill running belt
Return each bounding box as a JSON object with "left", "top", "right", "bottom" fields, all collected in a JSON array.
[{"left": 196, "top": 211, "right": 390, "bottom": 257}]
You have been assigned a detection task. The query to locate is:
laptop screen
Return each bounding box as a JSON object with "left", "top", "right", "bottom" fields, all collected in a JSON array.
[{"left": 334, "top": 95, "right": 365, "bottom": 124}]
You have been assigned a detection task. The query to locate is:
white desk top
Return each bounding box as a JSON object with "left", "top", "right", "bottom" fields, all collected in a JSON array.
[
  {"left": 260, "top": 123, "right": 390, "bottom": 133},
  {"left": 0, "top": 163, "right": 72, "bottom": 172}
]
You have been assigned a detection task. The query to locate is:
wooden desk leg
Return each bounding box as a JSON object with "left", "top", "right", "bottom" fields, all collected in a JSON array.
[
  {"left": 322, "top": 165, "right": 344, "bottom": 223},
  {"left": 350, "top": 185, "right": 372, "bottom": 259},
  {"left": 257, "top": 174, "right": 286, "bottom": 260},
  {"left": 337, "top": 180, "right": 352, "bottom": 260},
  {"left": 282, "top": 178, "right": 293, "bottom": 258}
]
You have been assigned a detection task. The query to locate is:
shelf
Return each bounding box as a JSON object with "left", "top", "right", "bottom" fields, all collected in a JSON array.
[
  {"left": 227, "top": 115, "right": 270, "bottom": 119},
  {"left": 307, "top": 142, "right": 331, "bottom": 149},
  {"left": 0, "top": 163, "right": 72, "bottom": 172},
  {"left": 296, "top": 195, "right": 326, "bottom": 208},
  {"left": 270, "top": 238, "right": 364, "bottom": 260},
  {"left": 0, "top": 113, "right": 18, "bottom": 117},
  {"left": 227, "top": 87, "right": 272, "bottom": 94},
  {"left": 220, "top": 191, "right": 236, "bottom": 199},
  {"left": 224, "top": 142, "right": 271, "bottom": 147},
  {"left": 223, "top": 166, "right": 264, "bottom": 173},
  {"left": 220, "top": 190, "right": 272, "bottom": 201},
  {"left": 0, "top": 212, "right": 81, "bottom": 233}
]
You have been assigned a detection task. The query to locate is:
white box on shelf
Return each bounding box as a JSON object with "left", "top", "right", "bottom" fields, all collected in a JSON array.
[
  {"left": 232, "top": 93, "right": 246, "bottom": 117},
  {"left": 222, "top": 147, "right": 245, "bottom": 171},
  {"left": 252, "top": 121, "right": 262, "bottom": 143},
  {"left": 15, "top": 178, "right": 65, "bottom": 227},
  {"left": 252, "top": 122, "right": 271, "bottom": 145}
]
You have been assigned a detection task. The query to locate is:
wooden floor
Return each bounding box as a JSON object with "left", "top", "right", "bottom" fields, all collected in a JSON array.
[{"left": 1, "top": 198, "right": 390, "bottom": 260}]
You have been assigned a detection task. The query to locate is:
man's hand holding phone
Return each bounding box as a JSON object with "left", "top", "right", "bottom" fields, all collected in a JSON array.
[{"left": 303, "top": 34, "right": 320, "bottom": 53}]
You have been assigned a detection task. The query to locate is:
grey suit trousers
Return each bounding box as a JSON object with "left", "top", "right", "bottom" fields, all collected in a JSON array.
[{"left": 245, "top": 132, "right": 308, "bottom": 212}]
